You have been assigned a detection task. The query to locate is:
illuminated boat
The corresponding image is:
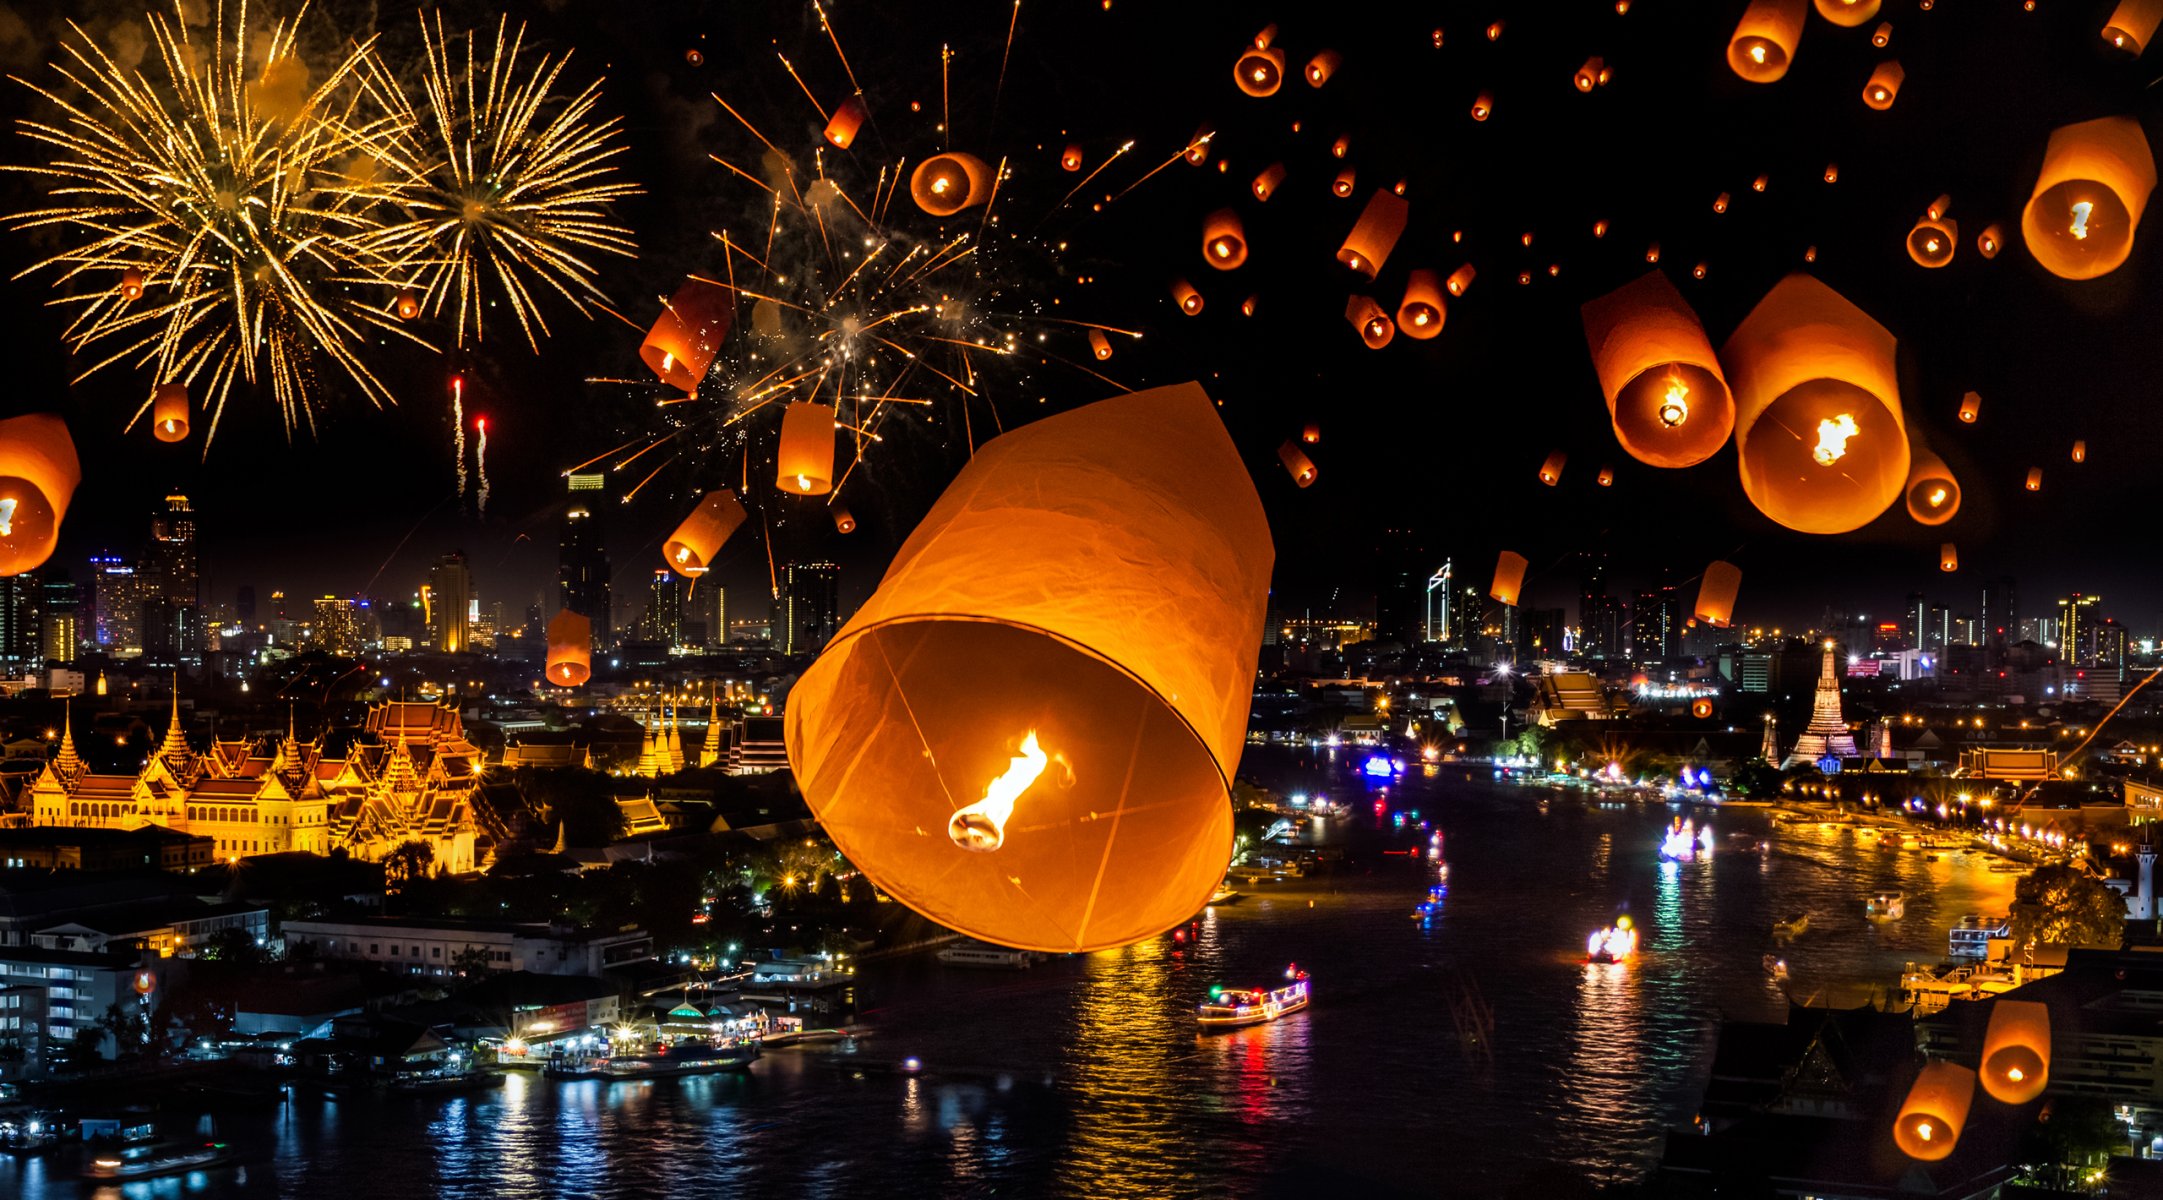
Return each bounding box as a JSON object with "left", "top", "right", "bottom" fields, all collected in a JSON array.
[
  {"left": 1658, "top": 817, "right": 1716, "bottom": 862},
  {"left": 85, "top": 1140, "right": 237, "bottom": 1180},
  {"left": 1773, "top": 913, "right": 1809, "bottom": 940},
  {"left": 1197, "top": 967, "right": 1312, "bottom": 1029},
  {"left": 937, "top": 942, "right": 1040, "bottom": 969},
  {"left": 1411, "top": 883, "right": 1447, "bottom": 919},
  {"left": 550, "top": 1039, "right": 759, "bottom": 1081},
  {"left": 1866, "top": 892, "right": 1906, "bottom": 921},
  {"left": 1587, "top": 916, "right": 1638, "bottom": 964}
]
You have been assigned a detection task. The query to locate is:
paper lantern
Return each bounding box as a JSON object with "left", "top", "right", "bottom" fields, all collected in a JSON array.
[
  {"left": 1721, "top": 273, "right": 1909, "bottom": 535},
  {"left": 1646, "top": 242, "right": 1661, "bottom": 263},
  {"left": 1184, "top": 126, "right": 1211, "bottom": 166},
  {"left": 1804, "top": 245, "right": 1818, "bottom": 262},
  {"left": 1446, "top": 264, "right": 1477, "bottom": 296},
  {"left": 1171, "top": 278, "right": 1203, "bottom": 315},
  {"left": 823, "top": 95, "right": 868, "bottom": 149},
  {"left": 1695, "top": 561, "right": 1742, "bottom": 627},
  {"left": 1959, "top": 391, "right": 1981, "bottom": 423},
  {"left": 1397, "top": 270, "right": 1446, "bottom": 340},
  {"left": 1815, "top": 0, "right": 1880, "bottom": 26},
  {"left": 663, "top": 490, "right": 748, "bottom": 578},
  {"left": 777, "top": 402, "right": 836, "bottom": 496},
  {"left": 395, "top": 290, "right": 420, "bottom": 320},
  {"left": 1235, "top": 32, "right": 1285, "bottom": 96},
  {"left": 1338, "top": 190, "right": 1410, "bottom": 278},
  {"left": 1537, "top": 450, "right": 1567, "bottom": 485},
  {"left": 750, "top": 297, "right": 783, "bottom": 338},
  {"left": 1692, "top": 262, "right": 1708, "bottom": 280},
  {"left": 2105, "top": 0, "right": 2163, "bottom": 53},
  {"left": 1278, "top": 440, "right": 1317, "bottom": 487},
  {"left": 1332, "top": 168, "right": 1356, "bottom": 198},
  {"left": 1200, "top": 209, "right": 1248, "bottom": 271},
  {"left": 1981, "top": 999, "right": 2051, "bottom": 1103},
  {"left": 0, "top": 414, "right": 81, "bottom": 576},
  {"left": 1824, "top": 162, "right": 1839, "bottom": 183},
  {"left": 784, "top": 383, "right": 1272, "bottom": 953},
  {"left": 1575, "top": 58, "right": 1603, "bottom": 92},
  {"left": 1714, "top": 192, "right": 1731, "bottom": 214},
  {"left": 1594, "top": 218, "right": 1610, "bottom": 238},
  {"left": 1729, "top": 0, "right": 1806, "bottom": 82},
  {"left": 911, "top": 152, "right": 994, "bottom": 217},
  {"left": 1089, "top": 328, "right": 1112, "bottom": 360},
  {"left": 1978, "top": 224, "right": 2005, "bottom": 258},
  {"left": 2025, "top": 467, "right": 2042, "bottom": 491},
  {"left": 1908, "top": 199, "right": 1958, "bottom": 268},
  {"left": 1582, "top": 272, "right": 1735, "bottom": 470},
  {"left": 151, "top": 383, "right": 189, "bottom": 443},
  {"left": 2021, "top": 115, "right": 2157, "bottom": 280},
  {"left": 1862, "top": 61, "right": 1904, "bottom": 109},
  {"left": 1471, "top": 91, "right": 1494, "bottom": 121},
  {"left": 1252, "top": 162, "right": 1286, "bottom": 201},
  {"left": 1061, "top": 143, "right": 1083, "bottom": 171},
  {"left": 1240, "top": 295, "right": 1258, "bottom": 317},
  {"left": 1940, "top": 543, "right": 1958, "bottom": 572},
  {"left": 1301, "top": 423, "right": 1320, "bottom": 444},
  {"left": 1904, "top": 449, "right": 1960, "bottom": 525},
  {"left": 1330, "top": 133, "right": 1351, "bottom": 159},
  {"left": 1345, "top": 295, "right": 1394, "bottom": 349},
  {"left": 832, "top": 505, "right": 857, "bottom": 534},
  {"left": 641, "top": 278, "right": 734, "bottom": 394},
  {"left": 1872, "top": 20, "right": 1893, "bottom": 46},
  {"left": 120, "top": 268, "right": 144, "bottom": 300},
  {"left": 1306, "top": 50, "right": 1341, "bottom": 87},
  {"left": 1753, "top": 173, "right": 1770, "bottom": 193},
  {"left": 1491, "top": 552, "right": 1528, "bottom": 606},
  {"left": 2073, "top": 439, "right": 2087, "bottom": 462},
  {"left": 546, "top": 610, "right": 592, "bottom": 687},
  {"left": 1893, "top": 1061, "right": 1975, "bottom": 1162},
  {"left": 1597, "top": 466, "right": 1615, "bottom": 487},
  {"left": 1487, "top": 20, "right": 1505, "bottom": 40}
]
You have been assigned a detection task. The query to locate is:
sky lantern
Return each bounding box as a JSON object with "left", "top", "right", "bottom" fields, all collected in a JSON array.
[
  {"left": 1396, "top": 270, "right": 1446, "bottom": 339},
  {"left": 1252, "top": 162, "right": 1286, "bottom": 201},
  {"left": 1471, "top": 91, "right": 1494, "bottom": 121},
  {"left": 1824, "top": 162, "right": 1839, "bottom": 183},
  {"left": 1171, "top": 278, "right": 1204, "bottom": 315},
  {"left": 2104, "top": 0, "right": 2163, "bottom": 53},
  {"left": 1446, "top": 263, "right": 1477, "bottom": 296},
  {"left": 1580, "top": 270, "right": 1736, "bottom": 469},
  {"left": 395, "top": 290, "right": 420, "bottom": 320},
  {"left": 776, "top": 402, "right": 836, "bottom": 495},
  {"left": 1959, "top": 391, "right": 1981, "bottom": 422},
  {"left": 1302, "top": 423, "right": 1320, "bottom": 444},
  {"left": 1089, "top": 328, "right": 1113, "bottom": 360},
  {"left": 663, "top": 489, "right": 748, "bottom": 578},
  {"left": 1491, "top": 552, "right": 1528, "bottom": 606},
  {"left": 1729, "top": 0, "right": 1806, "bottom": 82},
  {"left": 2026, "top": 467, "right": 2043, "bottom": 491},
  {"left": 1330, "top": 133, "right": 1351, "bottom": 159},
  {"left": 0, "top": 413, "right": 81, "bottom": 576},
  {"left": 1061, "top": 143, "right": 1084, "bottom": 171},
  {"left": 1862, "top": 61, "right": 1903, "bottom": 109},
  {"left": 1815, "top": 0, "right": 1880, "bottom": 26},
  {"left": 1240, "top": 295, "right": 1259, "bottom": 317},
  {"left": 152, "top": 383, "right": 189, "bottom": 443},
  {"left": 1873, "top": 20, "right": 1893, "bottom": 46},
  {"left": 823, "top": 95, "right": 868, "bottom": 148},
  {"left": 1904, "top": 449, "right": 1961, "bottom": 525},
  {"left": 1184, "top": 126, "right": 1211, "bottom": 166},
  {"left": 2073, "top": 438, "right": 2087, "bottom": 462},
  {"left": 1908, "top": 195, "right": 1958, "bottom": 267},
  {"left": 545, "top": 610, "right": 592, "bottom": 687},
  {"left": 1575, "top": 57, "right": 1604, "bottom": 92},
  {"left": 1893, "top": 1061, "right": 1975, "bottom": 1161},
  {"left": 751, "top": 297, "right": 784, "bottom": 338},
  {"left": 1980, "top": 999, "right": 2051, "bottom": 1104},
  {"left": 120, "top": 268, "right": 144, "bottom": 300},
  {"left": 640, "top": 277, "right": 734, "bottom": 395},
  {"left": 1714, "top": 192, "right": 1731, "bottom": 214},
  {"left": 1338, "top": 190, "right": 1410, "bottom": 278},
  {"left": 1597, "top": 465, "right": 1615, "bottom": 487},
  {"left": 1695, "top": 561, "right": 1743, "bottom": 627},
  {"left": 1306, "top": 50, "right": 1341, "bottom": 87},
  {"left": 1279, "top": 440, "right": 1317, "bottom": 486},
  {"left": 1202, "top": 209, "right": 1248, "bottom": 269},
  {"left": 1537, "top": 450, "right": 1567, "bottom": 485},
  {"left": 783, "top": 383, "right": 1272, "bottom": 953},
  {"left": 1332, "top": 167, "right": 1356, "bottom": 197},
  {"left": 910, "top": 152, "right": 994, "bottom": 216},
  {"left": 1345, "top": 295, "right": 1394, "bottom": 349},
  {"left": 1940, "top": 543, "right": 1958, "bottom": 572},
  {"left": 2021, "top": 115, "right": 2157, "bottom": 280},
  {"left": 1977, "top": 224, "right": 2005, "bottom": 258},
  {"left": 1234, "top": 26, "right": 1285, "bottom": 96},
  {"left": 832, "top": 505, "right": 857, "bottom": 534},
  {"left": 1594, "top": 218, "right": 1610, "bottom": 237},
  {"left": 1753, "top": 173, "right": 1770, "bottom": 193},
  {"left": 1645, "top": 242, "right": 1661, "bottom": 263},
  {"left": 1721, "top": 273, "right": 1910, "bottom": 535}
]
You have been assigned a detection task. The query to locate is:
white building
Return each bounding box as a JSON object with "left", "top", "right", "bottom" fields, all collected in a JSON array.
[{"left": 281, "top": 917, "right": 652, "bottom": 977}]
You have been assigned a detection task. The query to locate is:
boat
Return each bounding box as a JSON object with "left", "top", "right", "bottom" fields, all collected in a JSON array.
[
  {"left": 1586, "top": 916, "right": 1639, "bottom": 964},
  {"left": 1949, "top": 914, "right": 2010, "bottom": 960},
  {"left": 1196, "top": 966, "right": 1312, "bottom": 1029},
  {"left": 85, "top": 1140, "right": 239, "bottom": 1180},
  {"left": 605, "top": 1039, "right": 757, "bottom": 1078},
  {"left": 1866, "top": 892, "right": 1906, "bottom": 921},
  {"left": 1988, "top": 862, "right": 2026, "bottom": 874},
  {"left": 1762, "top": 954, "right": 1789, "bottom": 982},
  {"left": 1411, "top": 883, "right": 1447, "bottom": 919},
  {"left": 1206, "top": 885, "right": 1244, "bottom": 905},
  {"left": 937, "top": 941, "right": 1039, "bottom": 969},
  {"left": 1659, "top": 817, "right": 1715, "bottom": 862},
  {"left": 1772, "top": 913, "right": 1809, "bottom": 940}
]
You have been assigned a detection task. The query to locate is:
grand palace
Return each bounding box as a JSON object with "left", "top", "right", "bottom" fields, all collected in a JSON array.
[{"left": 23, "top": 699, "right": 492, "bottom": 874}]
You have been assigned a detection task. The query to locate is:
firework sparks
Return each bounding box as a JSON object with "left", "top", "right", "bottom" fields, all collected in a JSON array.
[
  {"left": 475, "top": 416, "right": 491, "bottom": 515},
  {"left": 451, "top": 375, "right": 467, "bottom": 498}
]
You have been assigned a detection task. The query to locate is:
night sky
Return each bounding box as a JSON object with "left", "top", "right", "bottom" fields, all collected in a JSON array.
[{"left": 2, "top": 0, "right": 2160, "bottom": 633}]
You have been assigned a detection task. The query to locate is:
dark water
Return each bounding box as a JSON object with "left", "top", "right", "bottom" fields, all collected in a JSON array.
[{"left": 6, "top": 753, "right": 2017, "bottom": 1199}]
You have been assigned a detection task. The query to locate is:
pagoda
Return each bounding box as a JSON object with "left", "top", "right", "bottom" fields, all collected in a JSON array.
[{"left": 1782, "top": 641, "right": 1859, "bottom": 767}]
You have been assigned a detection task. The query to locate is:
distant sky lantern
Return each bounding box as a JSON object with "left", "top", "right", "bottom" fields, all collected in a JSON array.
[
  {"left": 2026, "top": 467, "right": 2043, "bottom": 491},
  {"left": 1714, "top": 192, "right": 1731, "bottom": 214},
  {"left": 2104, "top": 0, "right": 2163, "bottom": 53},
  {"left": 1692, "top": 262, "right": 1708, "bottom": 279},
  {"left": 0, "top": 413, "right": 80, "bottom": 576},
  {"left": 1728, "top": 0, "right": 1807, "bottom": 82},
  {"left": 1981, "top": 999, "right": 2051, "bottom": 1103},
  {"left": 1814, "top": 0, "right": 1880, "bottom": 26},
  {"left": 1330, "top": 133, "right": 1351, "bottom": 159},
  {"left": 1908, "top": 197, "right": 1958, "bottom": 267},
  {"left": 1804, "top": 245, "right": 1818, "bottom": 262},
  {"left": 2022, "top": 115, "right": 2157, "bottom": 279},
  {"left": 1594, "top": 218, "right": 1610, "bottom": 237},
  {"left": 1447, "top": 264, "right": 1477, "bottom": 296},
  {"left": 1487, "top": 20, "right": 1505, "bottom": 40},
  {"left": 784, "top": 384, "right": 1271, "bottom": 953},
  {"left": 1824, "top": 162, "right": 1839, "bottom": 183},
  {"left": 1753, "top": 173, "right": 1770, "bottom": 193},
  {"left": 776, "top": 402, "right": 837, "bottom": 495},
  {"left": 1722, "top": 273, "right": 1911, "bottom": 535},
  {"left": 545, "top": 610, "right": 592, "bottom": 687},
  {"left": 1302, "top": 423, "right": 1320, "bottom": 444},
  {"left": 395, "top": 290, "right": 420, "bottom": 320},
  {"left": 1061, "top": 143, "right": 1084, "bottom": 171},
  {"left": 1396, "top": 270, "right": 1447, "bottom": 339},
  {"left": 910, "top": 152, "right": 994, "bottom": 216},
  {"left": 1872, "top": 20, "right": 1893, "bottom": 46},
  {"left": 1978, "top": 224, "right": 2004, "bottom": 258},
  {"left": 1491, "top": 552, "right": 1529, "bottom": 606},
  {"left": 640, "top": 277, "right": 734, "bottom": 394},
  {"left": 120, "top": 268, "right": 144, "bottom": 300},
  {"left": 663, "top": 489, "right": 748, "bottom": 578},
  {"left": 1345, "top": 295, "right": 1395, "bottom": 349},
  {"left": 1537, "top": 450, "right": 1567, "bottom": 485},
  {"left": 1893, "top": 1061, "right": 1975, "bottom": 1162},
  {"left": 1646, "top": 242, "right": 1661, "bottom": 263},
  {"left": 1695, "top": 561, "right": 1743, "bottom": 627},
  {"left": 1597, "top": 466, "right": 1615, "bottom": 487},
  {"left": 823, "top": 94, "right": 868, "bottom": 149},
  {"left": 1306, "top": 50, "right": 1341, "bottom": 87},
  {"left": 1581, "top": 270, "right": 1737, "bottom": 469},
  {"left": 832, "top": 506, "right": 857, "bottom": 534},
  {"left": 1252, "top": 161, "right": 1286, "bottom": 201},
  {"left": 1338, "top": 190, "right": 1410, "bottom": 278},
  {"left": 1940, "top": 543, "right": 1958, "bottom": 572},
  {"left": 1862, "top": 61, "right": 1904, "bottom": 109},
  {"left": 1331, "top": 167, "right": 1356, "bottom": 197},
  {"left": 1471, "top": 91, "right": 1494, "bottom": 121},
  {"left": 1171, "top": 278, "right": 1203, "bottom": 315},
  {"left": 1959, "top": 391, "right": 1981, "bottom": 422},
  {"left": 1184, "top": 126, "right": 1211, "bottom": 165},
  {"left": 1903, "top": 449, "right": 1961, "bottom": 525},
  {"left": 1279, "top": 439, "right": 1318, "bottom": 486},
  {"left": 1202, "top": 208, "right": 1248, "bottom": 269},
  {"left": 2073, "top": 438, "right": 2087, "bottom": 462},
  {"left": 1240, "top": 295, "right": 1258, "bottom": 317},
  {"left": 1089, "top": 328, "right": 1113, "bottom": 360},
  {"left": 152, "top": 383, "right": 189, "bottom": 443},
  {"left": 1234, "top": 27, "right": 1285, "bottom": 96},
  {"left": 1575, "top": 57, "right": 1604, "bottom": 92}
]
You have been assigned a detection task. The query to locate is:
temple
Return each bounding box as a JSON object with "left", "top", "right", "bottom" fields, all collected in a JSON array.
[{"left": 1781, "top": 641, "right": 1860, "bottom": 768}]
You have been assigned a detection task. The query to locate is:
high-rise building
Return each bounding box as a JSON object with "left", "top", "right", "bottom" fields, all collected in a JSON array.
[
  {"left": 313, "top": 597, "right": 363, "bottom": 656},
  {"left": 638, "top": 569, "right": 686, "bottom": 647},
  {"left": 1905, "top": 592, "right": 1929, "bottom": 652},
  {"left": 1981, "top": 576, "right": 2016, "bottom": 660},
  {"left": 1577, "top": 552, "right": 1612, "bottom": 657},
  {"left": 559, "top": 473, "right": 611, "bottom": 652},
  {"left": 2098, "top": 618, "right": 2131, "bottom": 675},
  {"left": 89, "top": 554, "right": 143, "bottom": 652},
  {"left": 1373, "top": 528, "right": 1426, "bottom": 647},
  {"left": 236, "top": 585, "right": 256, "bottom": 622},
  {"left": 1630, "top": 588, "right": 1684, "bottom": 662},
  {"left": 1424, "top": 560, "right": 1453, "bottom": 645},
  {"left": 0, "top": 574, "right": 40, "bottom": 674},
  {"left": 2060, "top": 593, "right": 2102, "bottom": 665},
  {"left": 143, "top": 494, "right": 202, "bottom": 665},
  {"left": 428, "top": 552, "right": 473, "bottom": 653},
  {"left": 784, "top": 561, "right": 840, "bottom": 654},
  {"left": 39, "top": 572, "right": 78, "bottom": 663}
]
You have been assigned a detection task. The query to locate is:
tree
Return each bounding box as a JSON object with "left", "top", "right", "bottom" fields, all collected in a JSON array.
[
  {"left": 2019, "top": 1095, "right": 2129, "bottom": 1191},
  {"left": 2010, "top": 864, "right": 2126, "bottom": 949},
  {"left": 450, "top": 945, "right": 497, "bottom": 977},
  {"left": 385, "top": 840, "right": 436, "bottom": 891}
]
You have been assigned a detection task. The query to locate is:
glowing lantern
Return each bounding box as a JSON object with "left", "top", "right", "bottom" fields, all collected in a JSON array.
[
  {"left": 1978, "top": 224, "right": 2005, "bottom": 258},
  {"left": 1338, "top": 191, "right": 1410, "bottom": 279},
  {"left": 1646, "top": 242, "right": 1661, "bottom": 263},
  {"left": 1184, "top": 126, "right": 1211, "bottom": 166},
  {"left": 1487, "top": 20, "right": 1505, "bottom": 40},
  {"left": 1694, "top": 561, "right": 1742, "bottom": 627},
  {"left": 1597, "top": 466, "right": 1615, "bottom": 487},
  {"left": 1692, "top": 262, "right": 1708, "bottom": 280},
  {"left": 1824, "top": 162, "right": 1839, "bottom": 183},
  {"left": 1330, "top": 133, "right": 1351, "bottom": 159},
  {"left": 1729, "top": 0, "right": 1806, "bottom": 82},
  {"left": 2073, "top": 439, "right": 2087, "bottom": 462},
  {"left": 1345, "top": 295, "right": 1394, "bottom": 349},
  {"left": 1471, "top": 91, "right": 1494, "bottom": 121},
  {"left": 910, "top": 152, "right": 994, "bottom": 217},
  {"left": 829, "top": 506, "right": 858, "bottom": 535},
  {"left": 1061, "top": 143, "right": 1084, "bottom": 172},
  {"left": 1862, "top": 61, "right": 1904, "bottom": 109},
  {"left": 1721, "top": 273, "right": 1910, "bottom": 535},
  {"left": 1279, "top": 440, "right": 1318, "bottom": 487},
  {"left": 120, "top": 269, "right": 144, "bottom": 300},
  {"left": 1753, "top": 174, "right": 1770, "bottom": 193},
  {"left": 1491, "top": 552, "right": 1528, "bottom": 606},
  {"left": 823, "top": 95, "right": 868, "bottom": 149},
  {"left": 395, "top": 290, "right": 420, "bottom": 320},
  {"left": 1594, "top": 219, "right": 1610, "bottom": 238},
  {"left": 783, "top": 383, "right": 1272, "bottom": 952},
  {"left": 1981, "top": 999, "right": 2051, "bottom": 1103},
  {"left": 1940, "top": 543, "right": 1958, "bottom": 573},
  {"left": 1396, "top": 270, "right": 1446, "bottom": 340},
  {"left": 1580, "top": 271, "right": 1736, "bottom": 469},
  {"left": 1235, "top": 29, "right": 1286, "bottom": 96},
  {"left": 1575, "top": 58, "right": 1604, "bottom": 92},
  {"left": 1893, "top": 1062, "right": 1975, "bottom": 1162},
  {"left": 1446, "top": 264, "right": 1477, "bottom": 296},
  {"left": 1253, "top": 162, "right": 1286, "bottom": 201},
  {"left": 0, "top": 414, "right": 80, "bottom": 576},
  {"left": 1302, "top": 423, "right": 1320, "bottom": 444},
  {"left": 641, "top": 278, "right": 734, "bottom": 395},
  {"left": 1240, "top": 295, "right": 1258, "bottom": 317},
  {"left": 2026, "top": 467, "right": 2043, "bottom": 491},
  {"left": 1714, "top": 192, "right": 1731, "bottom": 214},
  {"left": 2021, "top": 115, "right": 2157, "bottom": 280},
  {"left": 142, "top": 383, "right": 189, "bottom": 445},
  {"left": 1332, "top": 168, "right": 1356, "bottom": 197},
  {"left": 1089, "top": 329, "right": 1113, "bottom": 360},
  {"left": 1908, "top": 197, "right": 1958, "bottom": 268},
  {"left": 1202, "top": 209, "right": 1248, "bottom": 270},
  {"left": 777, "top": 402, "right": 836, "bottom": 496},
  {"left": 663, "top": 490, "right": 748, "bottom": 578},
  {"left": 1306, "top": 50, "right": 1341, "bottom": 87},
  {"left": 545, "top": 610, "right": 592, "bottom": 687},
  {"left": 1537, "top": 450, "right": 1567, "bottom": 485},
  {"left": 2104, "top": 0, "right": 2163, "bottom": 53},
  {"left": 1872, "top": 20, "right": 1893, "bottom": 46},
  {"left": 1804, "top": 245, "right": 1818, "bottom": 262},
  {"left": 1815, "top": 0, "right": 1880, "bottom": 26},
  {"left": 1959, "top": 391, "right": 1981, "bottom": 422},
  {"left": 1171, "top": 278, "right": 1204, "bottom": 316},
  {"left": 1903, "top": 449, "right": 1960, "bottom": 525}
]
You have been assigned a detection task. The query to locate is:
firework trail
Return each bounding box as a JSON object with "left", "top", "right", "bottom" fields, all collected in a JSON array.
[
  {"left": 475, "top": 416, "right": 491, "bottom": 515},
  {"left": 451, "top": 375, "right": 467, "bottom": 498}
]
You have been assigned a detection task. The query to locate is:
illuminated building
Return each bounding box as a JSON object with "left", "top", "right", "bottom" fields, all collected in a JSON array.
[
  {"left": 427, "top": 552, "right": 473, "bottom": 653},
  {"left": 2059, "top": 593, "right": 2102, "bottom": 665},
  {"left": 141, "top": 494, "right": 201, "bottom": 664},
  {"left": 637, "top": 569, "right": 686, "bottom": 647},
  {"left": 88, "top": 554, "right": 142, "bottom": 652},
  {"left": 1631, "top": 587, "right": 1685, "bottom": 663},
  {"left": 784, "top": 561, "right": 840, "bottom": 655},
  {"left": 558, "top": 472, "right": 610, "bottom": 652},
  {"left": 38, "top": 572, "right": 77, "bottom": 664},
  {"left": 1981, "top": 576, "right": 2017, "bottom": 665},
  {"left": 0, "top": 573, "right": 39, "bottom": 674},
  {"left": 1578, "top": 552, "right": 1624, "bottom": 659},
  {"left": 312, "top": 597, "right": 363, "bottom": 656},
  {"left": 1425, "top": 559, "right": 1453, "bottom": 644},
  {"left": 1782, "top": 642, "right": 1860, "bottom": 767}
]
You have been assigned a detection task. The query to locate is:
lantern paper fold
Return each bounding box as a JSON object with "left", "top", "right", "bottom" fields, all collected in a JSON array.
[
  {"left": 1581, "top": 270, "right": 1735, "bottom": 469},
  {"left": 641, "top": 278, "right": 734, "bottom": 394},
  {"left": 1695, "top": 561, "right": 1742, "bottom": 628},
  {"left": 2021, "top": 115, "right": 2157, "bottom": 280},
  {"left": 1893, "top": 1061, "right": 1975, "bottom": 1161},
  {"left": 1729, "top": 0, "right": 1806, "bottom": 82},
  {"left": 546, "top": 610, "right": 593, "bottom": 687}
]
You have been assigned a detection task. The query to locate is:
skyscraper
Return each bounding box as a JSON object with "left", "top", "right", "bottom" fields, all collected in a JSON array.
[
  {"left": 2060, "top": 593, "right": 2101, "bottom": 665},
  {"left": 89, "top": 554, "right": 142, "bottom": 652},
  {"left": 428, "top": 552, "right": 473, "bottom": 653},
  {"left": 39, "top": 571, "right": 77, "bottom": 664},
  {"left": 1981, "top": 576, "right": 2017, "bottom": 660},
  {"left": 639, "top": 568, "right": 686, "bottom": 647},
  {"left": 144, "top": 494, "right": 202, "bottom": 665},
  {"left": 784, "top": 561, "right": 840, "bottom": 654},
  {"left": 0, "top": 574, "right": 40, "bottom": 674},
  {"left": 1373, "top": 527, "right": 1426, "bottom": 647},
  {"left": 559, "top": 472, "right": 610, "bottom": 651},
  {"left": 1630, "top": 588, "right": 1683, "bottom": 662},
  {"left": 1424, "top": 560, "right": 1453, "bottom": 644}
]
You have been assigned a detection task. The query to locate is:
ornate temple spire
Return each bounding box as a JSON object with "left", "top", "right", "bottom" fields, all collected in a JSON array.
[
  {"left": 1781, "top": 641, "right": 1860, "bottom": 768},
  {"left": 702, "top": 689, "right": 727, "bottom": 767},
  {"left": 157, "top": 673, "right": 192, "bottom": 764},
  {"left": 53, "top": 698, "right": 82, "bottom": 778},
  {"left": 666, "top": 698, "right": 686, "bottom": 772}
]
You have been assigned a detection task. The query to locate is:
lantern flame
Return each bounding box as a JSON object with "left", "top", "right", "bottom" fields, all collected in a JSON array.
[
  {"left": 1658, "top": 374, "right": 1691, "bottom": 427},
  {"left": 1928, "top": 487, "right": 1947, "bottom": 506},
  {"left": 1812, "top": 414, "right": 1859, "bottom": 465},
  {"left": 947, "top": 731, "right": 1050, "bottom": 852},
  {"left": 0, "top": 499, "right": 15, "bottom": 537},
  {"left": 1748, "top": 43, "right": 1767, "bottom": 63},
  {"left": 2006, "top": 1067, "right": 2024, "bottom": 1082},
  {"left": 2070, "top": 199, "right": 2093, "bottom": 239},
  {"left": 1917, "top": 1122, "right": 1933, "bottom": 1141}
]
